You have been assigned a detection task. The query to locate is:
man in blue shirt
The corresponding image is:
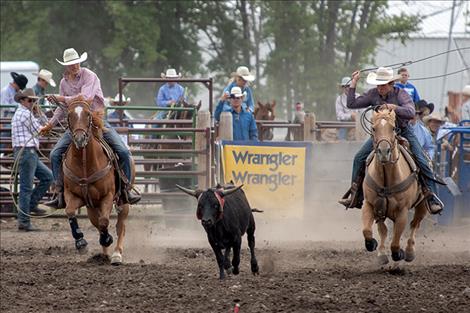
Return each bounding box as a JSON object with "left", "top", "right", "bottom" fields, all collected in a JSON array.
[
  {"left": 395, "top": 68, "right": 420, "bottom": 103},
  {"left": 410, "top": 112, "right": 434, "bottom": 160},
  {"left": 219, "top": 66, "right": 255, "bottom": 114},
  {"left": 155, "top": 68, "right": 185, "bottom": 120},
  {"left": 1, "top": 72, "right": 28, "bottom": 117},
  {"left": 216, "top": 86, "right": 258, "bottom": 141}
]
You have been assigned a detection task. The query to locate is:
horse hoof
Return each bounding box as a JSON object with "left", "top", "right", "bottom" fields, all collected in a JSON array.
[
  {"left": 392, "top": 249, "right": 405, "bottom": 262},
  {"left": 99, "top": 234, "right": 113, "bottom": 247},
  {"left": 405, "top": 250, "right": 415, "bottom": 262},
  {"left": 110, "top": 252, "right": 122, "bottom": 265},
  {"left": 377, "top": 254, "right": 389, "bottom": 265},
  {"left": 75, "top": 238, "right": 88, "bottom": 254},
  {"left": 365, "top": 238, "right": 378, "bottom": 252}
]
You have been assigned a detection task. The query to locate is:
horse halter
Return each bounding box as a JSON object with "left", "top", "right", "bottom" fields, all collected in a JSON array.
[
  {"left": 68, "top": 102, "right": 92, "bottom": 149},
  {"left": 373, "top": 116, "right": 399, "bottom": 164}
]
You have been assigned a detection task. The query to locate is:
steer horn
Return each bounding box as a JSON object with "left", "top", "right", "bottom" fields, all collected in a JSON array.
[
  {"left": 220, "top": 184, "right": 244, "bottom": 196},
  {"left": 176, "top": 184, "right": 199, "bottom": 197}
]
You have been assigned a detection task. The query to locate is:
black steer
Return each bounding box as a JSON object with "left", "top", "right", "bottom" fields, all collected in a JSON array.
[{"left": 176, "top": 183, "right": 259, "bottom": 280}]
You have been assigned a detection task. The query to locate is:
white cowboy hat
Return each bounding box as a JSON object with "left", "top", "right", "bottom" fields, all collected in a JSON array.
[
  {"left": 231, "top": 66, "right": 255, "bottom": 82},
  {"left": 33, "top": 69, "right": 56, "bottom": 87},
  {"left": 56, "top": 48, "right": 88, "bottom": 66},
  {"left": 161, "top": 68, "right": 181, "bottom": 78},
  {"left": 423, "top": 112, "right": 446, "bottom": 124},
  {"left": 366, "top": 67, "right": 401, "bottom": 86},
  {"left": 462, "top": 85, "right": 470, "bottom": 97},
  {"left": 340, "top": 77, "right": 351, "bottom": 86},
  {"left": 111, "top": 93, "right": 131, "bottom": 104},
  {"left": 230, "top": 86, "right": 246, "bottom": 98}
]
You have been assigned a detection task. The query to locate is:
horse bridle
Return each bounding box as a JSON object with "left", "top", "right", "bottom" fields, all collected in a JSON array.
[
  {"left": 68, "top": 103, "right": 92, "bottom": 149},
  {"left": 373, "top": 117, "right": 400, "bottom": 164}
]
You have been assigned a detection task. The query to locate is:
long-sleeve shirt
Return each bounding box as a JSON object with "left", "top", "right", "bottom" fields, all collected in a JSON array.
[
  {"left": 155, "top": 83, "right": 185, "bottom": 107},
  {"left": 0, "top": 84, "right": 17, "bottom": 117},
  {"left": 33, "top": 83, "right": 45, "bottom": 105},
  {"left": 222, "top": 81, "right": 255, "bottom": 113},
  {"left": 230, "top": 107, "right": 258, "bottom": 141},
  {"left": 12, "top": 104, "right": 42, "bottom": 148},
  {"left": 347, "top": 86, "right": 415, "bottom": 128},
  {"left": 411, "top": 120, "right": 434, "bottom": 159},
  {"left": 395, "top": 82, "right": 420, "bottom": 103},
  {"left": 462, "top": 99, "right": 470, "bottom": 121},
  {"left": 335, "top": 93, "right": 359, "bottom": 121},
  {"left": 49, "top": 68, "right": 105, "bottom": 126}
]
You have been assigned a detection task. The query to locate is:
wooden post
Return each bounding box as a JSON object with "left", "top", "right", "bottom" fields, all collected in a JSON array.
[
  {"left": 196, "top": 111, "right": 211, "bottom": 190},
  {"left": 219, "top": 112, "right": 233, "bottom": 140},
  {"left": 304, "top": 112, "right": 316, "bottom": 142}
]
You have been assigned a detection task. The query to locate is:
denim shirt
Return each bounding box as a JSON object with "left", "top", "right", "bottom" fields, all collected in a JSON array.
[
  {"left": 223, "top": 81, "right": 255, "bottom": 113},
  {"left": 228, "top": 107, "right": 258, "bottom": 141}
]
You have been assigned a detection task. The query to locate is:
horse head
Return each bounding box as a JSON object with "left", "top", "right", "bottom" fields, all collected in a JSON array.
[
  {"left": 254, "top": 101, "right": 276, "bottom": 121},
  {"left": 67, "top": 98, "right": 93, "bottom": 149},
  {"left": 372, "top": 109, "right": 397, "bottom": 164}
]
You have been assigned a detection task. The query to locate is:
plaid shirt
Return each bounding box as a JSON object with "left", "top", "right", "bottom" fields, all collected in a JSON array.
[{"left": 12, "top": 104, "right": 42, "bottom": 148}]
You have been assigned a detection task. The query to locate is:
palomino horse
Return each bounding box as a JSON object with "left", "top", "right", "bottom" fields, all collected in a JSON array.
[
  {"left": 64, "top": 99, "right": 131, "bottom": 265},
  {"left": 362, "top": 109, "right": 427, "bottom": 265},
  {"left": 254, "top": 101, "right": 276, "bottom": 140}
]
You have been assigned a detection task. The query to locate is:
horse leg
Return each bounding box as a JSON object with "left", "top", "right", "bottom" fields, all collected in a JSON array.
[
  {"left": 362, "top": 201, "right": 378, "bottom": 252},
  {"left": 96, "top": 193, "right": 115, "bottom": 256},
  {"left": 377, "top": 221, "right": 389, "bottom": 265},
  {"left": 405, "top": 202, "right": 427, "bottom": 262},
  {"left": 111, "top": 203, "right": 129, "bottom": 265},
  {"left": 390, "top": 210, "right": 407, "bottom": 262},
  {"left": 64, "top": 191, "right": 87, "bottom": 253}
]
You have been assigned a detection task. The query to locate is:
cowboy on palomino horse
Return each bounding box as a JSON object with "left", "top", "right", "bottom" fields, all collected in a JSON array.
[
  {"left": 40, "top": 48, "right": 141, "bottom": 208},
  {"left": 338, "top": 67, "right": 444, "bottom": 215}
]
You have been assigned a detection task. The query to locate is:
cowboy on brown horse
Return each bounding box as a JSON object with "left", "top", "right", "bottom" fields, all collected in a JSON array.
[
  {"left": 40, "top": 48, "right": 140, "bottom": 208},
  {"left": 338, "top": 67, "right": 444, "bottom": 215}
]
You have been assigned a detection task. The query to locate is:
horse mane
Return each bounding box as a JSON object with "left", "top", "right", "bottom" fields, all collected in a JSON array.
[{"left": 372, "top": 109, "right": 396, "bottom": 126}]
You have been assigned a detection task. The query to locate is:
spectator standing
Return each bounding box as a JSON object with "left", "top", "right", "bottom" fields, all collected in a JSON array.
[
  {"left": 1, "top": 72, "right": 28, "bottom": 117},
  {"left": 12, "top": 88, "right": 53, "bottom": 231},
  {"left": 32, "top": 69, "right": 56, "bottom": 105},
  {"left": 395, "top": 67, "right": 420, "bottom": 103},
  {"left": 219, "top": 66, "right": 256, "bottom": 115},
  {"left": 335, "top": 77, "right": 358, "bottom": 140}
]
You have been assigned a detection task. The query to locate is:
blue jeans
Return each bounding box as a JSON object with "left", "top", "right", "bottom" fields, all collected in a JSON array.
[
  {"left": 338, "top": 128, "right": 348, "bottom": 141},
  {"left": 14, "top": 147, "right": 53, "bottom": 226},
  {"left": 50, "top": 121, "right": 132, "bottom": 187},
  {"left": 351, "top": 125, "right": 437, "bottom": 194}
]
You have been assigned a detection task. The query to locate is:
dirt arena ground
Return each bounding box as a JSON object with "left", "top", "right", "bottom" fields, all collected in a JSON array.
[{"left": 1, "top": 208, "right": 469, "bottom": 313}]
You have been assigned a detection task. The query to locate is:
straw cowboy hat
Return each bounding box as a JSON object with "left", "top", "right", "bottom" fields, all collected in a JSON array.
[
  {"left": 230, "top": 86, "right": 246, "bottom": 98},
  {"left": 462, "top": 85, "right": 470, "bottom": 97},
  {"left": 161, "top": 68, "right": 181, "bottom": 79},
  {"left": 111, "top": 93, "right": 131, "bottom": 104},
  {"left": 14, "top": 88, "right": 39, "bottom": 103},
  {"left": 424, "top": 112, "right": 446, "bottom": 125},
  {"left": 56, "top": 48, "right": 88, "bottom": 66},
  {"left": 10, "top": 72, "right": 28, "bottom": 90},
  {"left": 33, "top": 69, "right": 56, "bottom": 87},
  {"left": 231, "top": 66, "right": 255, "bottom": 82},
  {"left": 366, "top": 67, "right": 401, "bottom": 85},
  {"left": 340, "top": 77, "right": 351, "bottom": 86}
]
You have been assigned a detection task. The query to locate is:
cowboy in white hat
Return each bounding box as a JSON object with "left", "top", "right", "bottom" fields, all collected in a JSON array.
[
  {"left": 220, "top": 66, "right": 256, "bottom": 114},
  {"left": 32, "top": 69, "right": 56, "bottom": 105},
  {"left": 215, "top": 86, "right": 258, "bottom": 140},
  {"left": 335, "top": 76, "right": 359, "bottom": 140},
  {"left": 155, "top": 68, "right": 185, "bottom": 120},
  {"left": 338, "top": 67, "right": 444, "bottom": 215},
  {"left": 461, "top": 85, "right": 470, "bottom": 121},
  {"left": 41, "top": 48, "right": 141, "bottom": 209}
]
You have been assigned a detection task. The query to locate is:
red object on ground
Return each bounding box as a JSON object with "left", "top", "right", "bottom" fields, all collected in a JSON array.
[{"left": 234, "top": 303, "right": 240, "bottom": 313}]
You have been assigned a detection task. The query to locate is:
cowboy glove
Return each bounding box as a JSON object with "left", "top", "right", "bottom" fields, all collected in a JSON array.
[
  {"left": 39, "top": 123, "right": 53, "bottom": 136},
  {"left": 380, "top": 103, "right": 397, "bottom": 111}
]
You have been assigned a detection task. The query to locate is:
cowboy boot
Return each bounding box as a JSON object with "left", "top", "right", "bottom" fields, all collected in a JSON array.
[
  {"left": 339, "top": 182, "right": 361, "bottom": 208},
  {"left": 44, "top": 183, "right": 65, "bottom": 209},
  {"left": 423, "top": 190, "right": 444, "bottom": 215},
  {"left": 126, "top": 189, "right": 141, "bottom": 205}
]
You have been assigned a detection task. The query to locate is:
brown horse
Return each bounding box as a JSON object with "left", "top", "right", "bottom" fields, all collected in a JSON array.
[
  {"left": 64, "top": 99, "right": 130, "bottom": 265},
  {"left": 362, "top": 109, "right": 427, "bottom": 266},
  {"left": 254, "top": 101, "right": 276, "bottom": 140}
]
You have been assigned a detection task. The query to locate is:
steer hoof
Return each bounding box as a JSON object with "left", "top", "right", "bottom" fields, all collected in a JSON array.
[
  {"left": 225, "top": 266, "right": 234, "bottom": 275},
  {"left": 392, "top": 249, "right": 405, "bottom": 262},
  {"left": 110, "top": 252, "right": 123, "bottom": 265},
  {"left": 233, "top": 267, "right": 240, "bottom": 275},
  {"left": 75, "top": 238, "right": 88, "bottom": 254},
  {"left": 365, "top": 238, "right": 378, "bottom": 252},
  {"left": 405, "top": 250, "right": 415, "bottom": 262},
  {"left": 251, "top": 262, "right": 259, "bottom": 274}
]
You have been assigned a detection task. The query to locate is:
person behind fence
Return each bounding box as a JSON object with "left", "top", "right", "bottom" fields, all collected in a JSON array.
[
  {"left": 410, "top": 104, "right": 434, "bottom": 161},
  {"left": 215, "top": 86, "right": 258, "bottom": 141},
  {"left": 40, "top": 48, "right": 141, "bottom": 209},
  {"left": 395, "top": 67, "right": 420, "bottom": 104},
  {"left": 335, "top": 77, "right": 358, "bottom": 140},
  {"left": 32, "top": 69, "right": 56, "bottom": 105},
  {"left": 415, "top": 99, "right": 434, "bottom": 122},
  {"left": 12, "top": 88, "right": 53, "bottom": 231},
  {"left": 461, "top": 85, "right": 470, "bottom": 121},
  {"left": 155, "top": 68, "right": 185, "bottom": 120},
  {"left": 423, "top": 112, "right": 448, "bottom": 167},
  {"left": 107, "top": 93, "right": 133, "bottom": 146},
  {"left": 219, "top": 66, "right": 255, "bottom": 115},
  {"left": 338, "top": 67, "right": 444, "bottom": 215},
  {"left": 1, "top": 72, "right": 28, "bottom": 117}
]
